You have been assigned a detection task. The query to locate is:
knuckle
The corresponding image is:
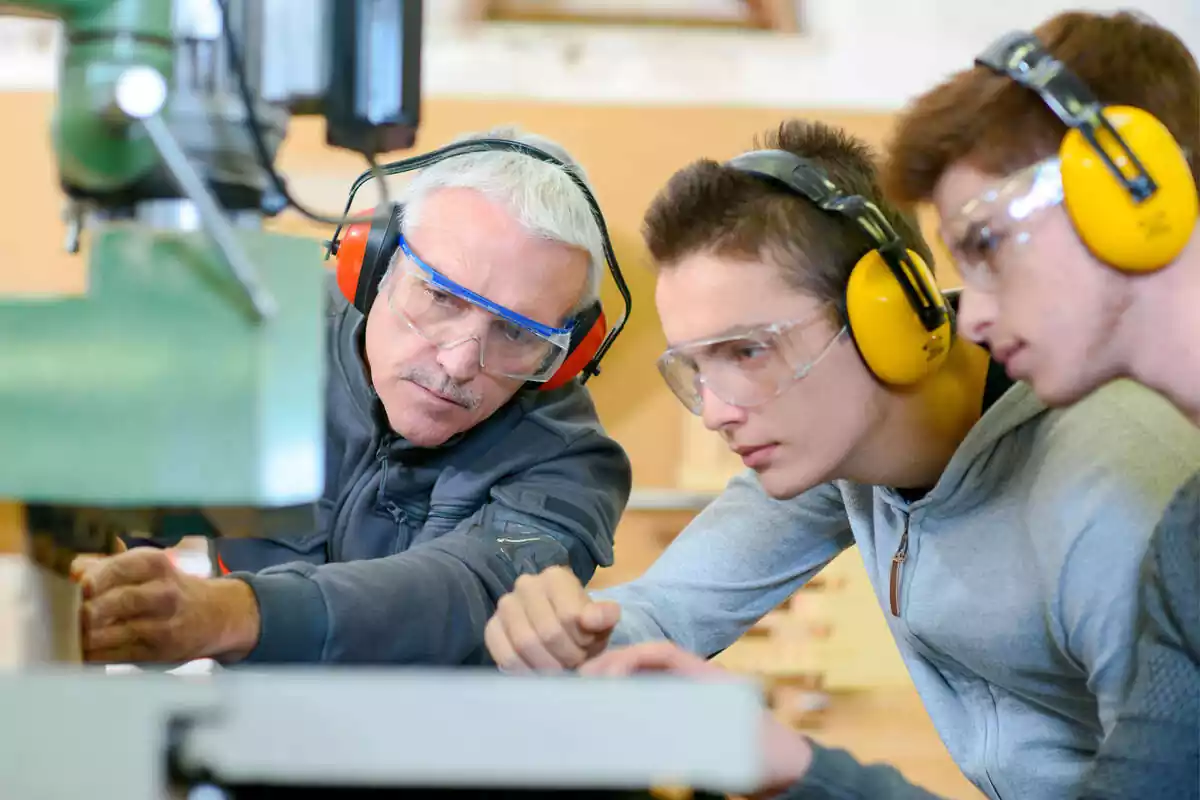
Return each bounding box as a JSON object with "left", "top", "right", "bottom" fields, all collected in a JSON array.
[
  {"left": 495, "top": 593, "right": 519, "bottom": 616},
  {"left": 137, "top": 620, "right": 166, "bottom": 649},
  {"left": 539, "top": 623, "right": 566, "bottom": 647},
  {"left": 157, "top": 584, "right": 183, "bottom": 616},
  {"left": 510, "top": 632, "right": 542, "bottom": 658},
  {"left": 546, "top": 565, "right": 575, "bottom": 583},
  {"left": 557, "top": 607, "right": 584, "bottom": 630},
  {"left": 116, "top": 589, "right": 142, "bottom": 618},
  {"left": 542, "top": 629, "right": 578, "bottom": 660},
  {"left": 512, "top": 573, "right": 542, "bottom": 594},
  {"left": 145, "top": 551, "right": 173, "bottom": 574}
]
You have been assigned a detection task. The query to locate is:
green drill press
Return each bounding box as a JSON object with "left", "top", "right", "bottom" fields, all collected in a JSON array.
[{"left": 0, "top": 0, "right": 422, "bottom": 663}]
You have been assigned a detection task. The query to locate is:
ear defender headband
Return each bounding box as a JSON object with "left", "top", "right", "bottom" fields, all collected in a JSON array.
[
  {"left": 725, "top": 150, "right": 954, "bottom": 387},
  {"left": 325, "top": 138, "right": 632, "bottom": 391},
  {"left": 976, "top": 31, "right": 1198, "bottom": 272}
]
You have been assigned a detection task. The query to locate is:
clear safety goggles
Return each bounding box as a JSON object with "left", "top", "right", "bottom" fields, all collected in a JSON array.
[
  {"left": 940, "top": 158, "right": 1066, "bottom": 291},
  {"left": 656, "top": 312, "right": 847, "bottom": 415},
  {"left": 385, "top": 236, "right": 574, "bottom": 382}
]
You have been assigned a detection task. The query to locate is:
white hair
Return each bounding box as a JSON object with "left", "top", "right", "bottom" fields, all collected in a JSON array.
[{"left": 397, "top": 125, "right": 605, "bottom": 315}]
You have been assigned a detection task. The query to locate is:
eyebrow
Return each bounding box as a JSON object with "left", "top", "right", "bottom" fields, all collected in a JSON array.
[
  {"left": 401, "top": 236, "right": 574, "bottom": 335},
  {"left": 666, "top": 321, "right": 777, "bottom": 350}
]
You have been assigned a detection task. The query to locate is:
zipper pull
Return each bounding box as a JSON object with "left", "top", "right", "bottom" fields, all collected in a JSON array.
[
  {"left": 381, "top": 500, "right": 406, "bottom": 526},
  {"left": 889, "top": 523, "right": 910, "bottom": 617}
]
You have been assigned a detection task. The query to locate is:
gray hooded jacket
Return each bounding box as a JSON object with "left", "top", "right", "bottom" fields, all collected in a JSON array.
[{"left": 220, "top": 279, "right": 632, "bottom": 664}]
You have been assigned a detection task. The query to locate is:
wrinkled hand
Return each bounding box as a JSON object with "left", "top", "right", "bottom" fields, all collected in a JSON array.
[
  {"left": 68, "top": 535, "right": 128, "bottom": 579},
  {"left": 485, "top": 565, "right": 621, "bottom": 672},
  {"left": 581, "top": 642, "right": 815, "bottom": 796},
  {"left": 75, "top": 548, "right": 260, "bottom": 664}
]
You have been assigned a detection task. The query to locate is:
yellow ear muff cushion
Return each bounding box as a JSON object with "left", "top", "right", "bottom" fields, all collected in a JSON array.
[
  {"left": 1060, "top": 106, "right": 1199, "bottom": 272},
  {"left": 846, "top": 249, "right": 953, "bottom": 386}
]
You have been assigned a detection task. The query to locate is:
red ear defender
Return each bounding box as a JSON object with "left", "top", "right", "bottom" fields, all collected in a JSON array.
[
  {"left": 334, "top": 209, "right": 374, "bottom": 305},
  {"left": 540, "top": 307, "right": 607, "bottom": 392}
]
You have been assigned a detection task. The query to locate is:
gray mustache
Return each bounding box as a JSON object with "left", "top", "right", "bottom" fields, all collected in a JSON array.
[{"left": 402, "top": 367, "right": 481, "bottom": 410}]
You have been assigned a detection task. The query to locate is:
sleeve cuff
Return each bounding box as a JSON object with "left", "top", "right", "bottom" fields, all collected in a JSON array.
[
  {"left": 231, "top": 571, "right": 329, "bottom": 663},
  {"left": 774, "top": 740, "right": 860, "bottom": 800}
]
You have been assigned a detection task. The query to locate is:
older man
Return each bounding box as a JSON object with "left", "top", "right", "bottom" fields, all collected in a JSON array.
[{"left": 75, "top": 127, "right": 632, "bottom": 666}]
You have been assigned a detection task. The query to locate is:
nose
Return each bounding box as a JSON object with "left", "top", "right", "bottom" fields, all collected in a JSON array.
[
  {"left": 955, "top": 287, "right": 997, "bottom": 345},
  {"left": 436, "top": 337, "right": 483, "bottom": 382},
  {"left": 699, "top": 384, "right": 748, "bottom": 432}
]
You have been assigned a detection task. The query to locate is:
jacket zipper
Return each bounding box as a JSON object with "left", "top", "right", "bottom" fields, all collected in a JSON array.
[
  {"left": 888, "top": 518, "right": 910, "bottom": 617},
  {"left": 330, "top": 439, "right": 392, "bottom": 563}
]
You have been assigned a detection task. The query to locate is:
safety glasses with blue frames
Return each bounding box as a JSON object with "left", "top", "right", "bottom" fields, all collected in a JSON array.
[
  {"left": 385, "top": 236, "right": 575, "bottom": 382},
  {"left": 940, "top": 158, "right": 1066, "bottom": 292},
  {"left": 656, "top": 310, "right": 847, "bottom": 415}
]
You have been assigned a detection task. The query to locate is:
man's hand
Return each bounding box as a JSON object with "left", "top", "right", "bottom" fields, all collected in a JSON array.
[
  {"left": 484, "top": 565, "right": 621, "bottom": 672},
  {"left": 77, "top": 548, "right": 260, "bottom": 664},
  {"left": 578, "top": 640, "right": 732, "bottom": 680},
  {"left": 580, "top": 642, "right": 816, "bottom": 797},
  {"left": 68, "top": 536, "right": 128, "bottom": 579}
]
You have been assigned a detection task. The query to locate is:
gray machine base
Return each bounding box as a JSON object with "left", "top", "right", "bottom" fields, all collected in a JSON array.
[{"left": 0, "top": 667, "right": 765, "bottom": 798}]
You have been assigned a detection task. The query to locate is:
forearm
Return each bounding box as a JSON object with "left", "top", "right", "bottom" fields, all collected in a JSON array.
[
  {"left": 235, "top": 541, "right": 511, "bottom": 664},
  {"left": 593, "top": 475, "right": 852, "bottom": 656},
  {"left": 599, "top": 591, "right": 671, "bottom": 648}
]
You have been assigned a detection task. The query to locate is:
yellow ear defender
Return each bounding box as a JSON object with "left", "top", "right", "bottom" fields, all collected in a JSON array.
[
  {"left": 726, "top": 151, "right": 955, "bottom": 386},
  {"left": 976, "top": 31, "right": 1199, "bottom": 272}
]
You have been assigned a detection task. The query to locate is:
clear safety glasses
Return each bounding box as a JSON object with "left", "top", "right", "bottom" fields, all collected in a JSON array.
[
  {"left": 656, "top": 312, "right": 847, "bottom": 415},
  {"left": 385, "top": 236, "right": 574, "bottom": 382},
  {"left": 940, "top": 158, "right": 1066, "bottom": 291}
]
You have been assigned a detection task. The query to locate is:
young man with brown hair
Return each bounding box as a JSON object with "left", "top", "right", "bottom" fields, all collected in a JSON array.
[
  {"left": 880, "top": 10, "right": 1200, "bottom": 799},
  {"left": 483, "top": 117, "right": 1200, "bottom": 799}
]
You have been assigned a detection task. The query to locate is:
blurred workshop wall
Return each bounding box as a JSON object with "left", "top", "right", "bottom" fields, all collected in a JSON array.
[
  {"left": 6, "top": 0, "right": 1198, "bottom": 484},
  {"left": 0, "top": 91, "right": 941, "bottom": 489}
]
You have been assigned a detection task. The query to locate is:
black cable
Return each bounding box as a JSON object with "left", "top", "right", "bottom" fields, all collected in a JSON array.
[
  {"left": 212, "top": 2, "right": 630, "bottom": 377},
  {"left": 213, "top": 0, "right": 393, "bottom": 227}
]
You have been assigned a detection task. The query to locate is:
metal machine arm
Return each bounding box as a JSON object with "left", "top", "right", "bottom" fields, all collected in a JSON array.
[{"left": 0, "top": 0, "right": 422, "bottom": 663}]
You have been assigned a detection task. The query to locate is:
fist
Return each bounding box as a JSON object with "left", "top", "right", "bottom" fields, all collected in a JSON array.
[
  {"left": 68, "top": 535, "right": 128, "bottom": 581},
  {"left": 485, "top": 566, "right": 621, "bottom": 672},
  {"left": 77, "top": 548, "right": 258, "bottom": 664}
]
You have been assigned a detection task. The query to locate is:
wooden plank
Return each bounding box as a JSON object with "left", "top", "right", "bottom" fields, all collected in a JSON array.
[
  {"left": 484, "top": 0, "right": 757, "bottom": 28},
  {"left": 0, "top": 555, "right": 81, "bottom": 665},
  {"left": 0, "top": 502, "right": 27, "bottom": 555},
  {"left": 0, "top": 504, "right": 81, "bottom": 665}
]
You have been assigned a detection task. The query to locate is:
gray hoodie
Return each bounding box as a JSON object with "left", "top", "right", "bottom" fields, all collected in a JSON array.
[
  {"left": 595, "top": 378, "right": 1200, "bottom": 799},
  {"left": 221, "top": 278, "right": 632, "bottom": 664}
]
